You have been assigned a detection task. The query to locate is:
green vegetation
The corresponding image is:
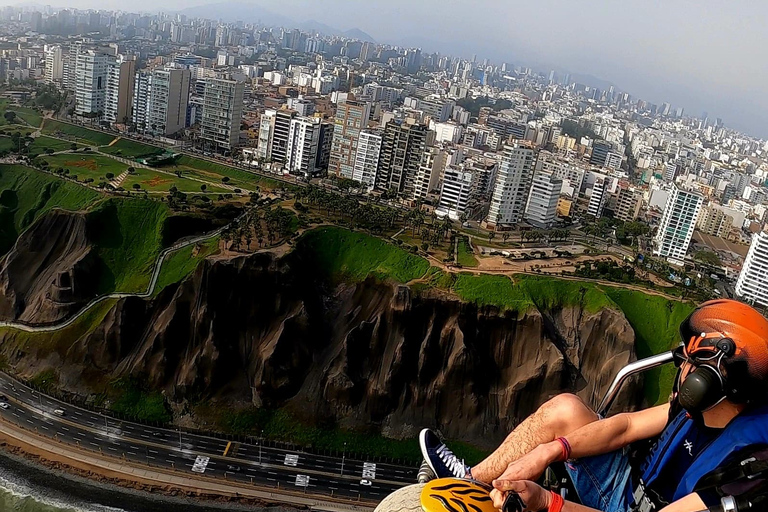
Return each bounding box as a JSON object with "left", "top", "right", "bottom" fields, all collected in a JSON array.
[
  {"left": 9, "top": 106, "right": 43, "bottom": 128},
  {"left": 108, "top": 378, "right": 171, "bottom": 423},
  {"left": 0, "top": 164, "right": 100, "bottom": 254},
  {"left": 560, "top": 119, "right": 600, "bottom": 141},
  {"left": 121, "top": 168, "right": 230, "bottom": 194},
  {"left": 295, "top": 226, "right": 430, "bottom": 283},
  {"left": 101, "top": 138, "right": 163, "bottom": 159},
  {"left": 27, "top": 136, "right": 82, "bottom": 157},
  {"left": 154, "top": 236, "right": 220, "bottom": 295},
  {"left": 87, "top": 198, "right": 169, "bottom": 294},
  {"left": 456, "top": 237, "right": 478, "bottom": 267},
  {"left": 604, "top": 289, "right": 694, "bottom": 405},
  {"left": 41, "top": 120, "right": 115, "bottom": 146},
  {"left": 694, "top": 250, "right": 722, "bottom": 267},
  {"left": 29, "top": 369, "right": 59, "bottom": 393},
  {"left": 167, "top": 155, "right": 284, "bottom": 191},
  {"left": 41, "top": 153, "right": 129, "bottom": 181},
  {"left": 200, "top": 406, "right": 487, "bottom": 465}
]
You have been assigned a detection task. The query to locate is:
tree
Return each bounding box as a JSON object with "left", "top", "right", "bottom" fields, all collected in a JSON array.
[
  {"left": 127, "top": 166, "right": 136, "bottom": 174},
  {"left": 221, "top": 176, "right": 230, "bottom": 183},
  {"left": 105, "top": 172, "right": 114, "bottom": 180},
  {"left": 488, "top": 232, "right": 496, "bottom": 242},
  {"left": 421, "top": 242, "right": 429, "bottom": 252},
  {"left": 132, "top": 183, "right": 141, "bottom": 191},
  {"left": 3, "top": 111, "right": 16, "bottom": 124},
  {"left": 200, "top": 184, "right": 207, "bottom": 192}
]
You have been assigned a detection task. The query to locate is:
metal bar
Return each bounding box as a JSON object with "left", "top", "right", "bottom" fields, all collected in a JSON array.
[{"left": 597, "top": 350, "right": 675, "bottom": 417}]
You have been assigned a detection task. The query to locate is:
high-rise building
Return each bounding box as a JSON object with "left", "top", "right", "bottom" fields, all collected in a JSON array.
[
  {"left": 412, "top": 148, "right": 448, "bottom": 201},
  {"left": 147, "top": 67, "right": 190, "bottom": 136},
  {"left": 653, "top": 186, "right": 704, "bottom": 266},
  {"left": 200, "top": 77, "right": 244, "bottom": 153},
  {"left": 485, "top": 144, "right": 537, "bottom": 228},
  {"left": 376, "top": 121, "right": 434, "bottom": 195},
  {"left": 44, "top": 45, "right": 64, "bottom": 86},
  {"left": 352, "top": 130, "right": 383, "bottom": 189},
  {"left": 436, "top": 168, "right": 474, "bottom": 221},
  {"left": 285, "top": 117, "right": 332, "bottom": 177},
  {"left": 256, "top": 109, "right": 276, "bottom": 161},
  {"left": 329, "top": 100, "right": 371, "bottom": 178},
  {"left": 590, "top": 141, "right": 613, "bottom": 168},
  {"left": 587, "top": 177, "right": 610, "bottom": 218},
  {"left": 131, "top": 66, "right": 190, "bottom": 136},
  {"left": 524, "top": 171, "right": 562, "bottom": 228},
  {"left": 74, "top": 50, "right": 112, "bottom": 116},
  {"left": 270, "top": 109, "right": 297, "bottom": 165},
  {"left": 104, "top": 56, "right": 135, "bottom": 125},
  {"left": 736, "top": 231, "right": 768, "bottom": 307},
  {"left": 615, "top": 186, "right": 643, "bottom": 222},
  {"left": 697, "top": 205, "right": 734, "bottom": 238}
]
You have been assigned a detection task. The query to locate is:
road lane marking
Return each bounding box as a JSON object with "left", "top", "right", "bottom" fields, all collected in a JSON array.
[{"left": 191, "top": 455, "right": 210, "bottom": 473}]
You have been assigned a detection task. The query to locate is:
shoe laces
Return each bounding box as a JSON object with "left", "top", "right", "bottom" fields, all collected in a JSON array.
[{"left": 436, "top": 444, "right": 466, "bottom": 477}]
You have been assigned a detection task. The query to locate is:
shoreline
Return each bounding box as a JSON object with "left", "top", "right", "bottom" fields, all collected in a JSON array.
[{"left": 0, "top": 441, "right": 295, "bottom": 512}]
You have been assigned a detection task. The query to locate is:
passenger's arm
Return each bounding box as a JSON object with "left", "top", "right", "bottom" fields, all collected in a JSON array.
[
  {"left": 495, "top": 403, "right": 670, "bottom": 483},
  {"left": 566, "top": 402, "right": 671, "bottom": 459}
]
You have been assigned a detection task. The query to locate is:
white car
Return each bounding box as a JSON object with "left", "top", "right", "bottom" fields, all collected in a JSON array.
[
  {"left": 53, "top": 409, "right": 65, "bottom": 416},
  {"left": 360, "top": 479, "right": 372, "bottom": 486},
  {"left": 0, "top": 402, "right": 10, "bottom": 409}
]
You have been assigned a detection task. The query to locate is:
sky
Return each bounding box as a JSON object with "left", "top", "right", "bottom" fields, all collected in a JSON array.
[{"left": 7, "top": 0, "right": 768, "bottom": 138}]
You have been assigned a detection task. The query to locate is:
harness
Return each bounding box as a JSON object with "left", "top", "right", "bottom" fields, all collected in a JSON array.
[{"left": 628, "top": 404, "right": 768, "bottom": 511}]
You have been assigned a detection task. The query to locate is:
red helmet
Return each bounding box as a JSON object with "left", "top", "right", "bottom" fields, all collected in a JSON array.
[{"left": 679, "top": 299, "right": 768, "bottom": 403}]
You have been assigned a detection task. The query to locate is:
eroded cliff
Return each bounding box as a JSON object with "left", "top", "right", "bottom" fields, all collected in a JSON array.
[{"left": 0, "top": 241, "right": 639, "bottom": 447}]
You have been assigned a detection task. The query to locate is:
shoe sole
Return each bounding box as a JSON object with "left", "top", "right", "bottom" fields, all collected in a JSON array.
[{"left": 419, "top": 429, "right": 441, "bottom": 478}]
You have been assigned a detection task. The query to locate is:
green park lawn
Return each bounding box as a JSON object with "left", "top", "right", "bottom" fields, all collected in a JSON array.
[
  {"left": 457, "top": 236, "right": 479, "bottom": 267},
  {"left": 0, "top": 164, "right": 101, "bottom": 254},
  {"left": 101, "top": 138, "right": 164, "bottom": 159},
  {"left": 121, "top": 168, "right": 230, "bottom": 194},
  {"left": 165, "top": 155, "right": 283, "bottom": 192},
  {"left": 41, "top": 119, "right": 116, "bottom": 146},
  {"left": 9, "top": 106, "right": 43, "bottom": 128},
  {"left": 27, "top": 136, "right": 82, "bottom": 157},
  {"left": 41, "top": 153, "right": 129, "bottom": 182}
]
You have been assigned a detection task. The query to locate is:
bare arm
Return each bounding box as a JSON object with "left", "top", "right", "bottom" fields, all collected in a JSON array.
[
  {"left": 566, "top": 402, "right": 671, "bottom": 459},
  {"left": 494, "top": 403, "right": 671, "bottom": 483}
]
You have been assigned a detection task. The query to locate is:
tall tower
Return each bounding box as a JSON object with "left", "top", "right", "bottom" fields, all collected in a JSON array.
[
  {"left": 653, "top": 186, "right": 704, "bottom": 266},
  {"left": 485, "top": 144, "right": 537, "bottom": 228}
]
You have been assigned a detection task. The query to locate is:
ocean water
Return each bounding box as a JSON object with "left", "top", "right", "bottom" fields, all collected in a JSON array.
[{"left": 0, "top": 450, "right": 260, "bottom": 512}]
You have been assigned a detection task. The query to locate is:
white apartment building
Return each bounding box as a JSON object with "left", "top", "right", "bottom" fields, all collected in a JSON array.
[
  {"left": 200, "top": 77, "right": 245, "bottom": 153},
  {"left": 74, "top": 50, "right": 112, "bottom": 116},
  {"left": 653, "top": 186, "right": 704, "bottom": 266},
  {"left": 587, "top": 177, "right": 609, "bottom": 218},
  {"left": 131, "top": 67, "right": 190, "bottom": 136},
  {"left": 285, "top": 117, "right": 322, "bottom": 176},
  {"left": 736, "top": 231, "right": 768, "bottom": 307},
  {"left": 352, "top": 130, "right": 383, "bottom": 189},
  {"left": 436, "top": 167, "right": 474, "bottom": 221},
  {"left": 44, "top": 45, "right": 64, "bottom": 86},
  {"left": 256, "top": 109, "right": 276, "bottom": 161},
  {"left": 104, "top": 57, "right": 135, "bottom": 125},
  {"left": 524, "top": 171, "right": 562, "bottom": 228},
  {"left": 485, "top": 144, "right": 536, "bottom": 228},
  {"left": 412, "top": 148, "right": 448, "bottom": 202}
]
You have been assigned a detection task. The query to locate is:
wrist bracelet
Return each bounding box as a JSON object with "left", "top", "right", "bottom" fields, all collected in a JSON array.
[
  {"left": 555, "top": 437, "right": 571, "bottom": 462},
  {"left": 548, "top": 491, "right": 565, "bottom": 512}
]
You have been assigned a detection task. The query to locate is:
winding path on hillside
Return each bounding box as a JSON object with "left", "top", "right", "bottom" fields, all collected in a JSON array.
[{"left": 0, "top": 220, "right": 235, "bottom": 333}]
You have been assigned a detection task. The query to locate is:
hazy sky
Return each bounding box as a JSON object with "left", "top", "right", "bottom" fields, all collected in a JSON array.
[{"left": 8, "top": 0, "right": 768, "bottom": 137}]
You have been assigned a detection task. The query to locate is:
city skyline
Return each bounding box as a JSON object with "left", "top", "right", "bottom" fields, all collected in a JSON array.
[{"left": 2, "top": 0, "right": 766, "bottom": 138}]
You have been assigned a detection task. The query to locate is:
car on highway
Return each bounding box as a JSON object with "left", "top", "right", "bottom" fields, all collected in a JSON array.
[
  {"left": 0, "top": 402, "right": 9, "bottom": 409},
  {"left": 360, "top": 479, "right": 372, "bottom": 486},
  {"left": 53, "top": 409, "right": 65, "bottom": 416},
  {"left": 0, "top": 394, "right": 8, "bottom": 401},
  {"left": 226, "top": 465, "right": 242, "bottom": 472}
]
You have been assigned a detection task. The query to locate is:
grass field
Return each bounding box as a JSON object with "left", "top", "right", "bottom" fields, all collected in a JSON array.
[
  {"left": 41, "top": 120, "right": 116, "bottom": 146},
  {"left": 41, "top": 153, "right": 129, "bottom": 181},
  {"left": 101, "top": 138, "right": 164, "bottom": 159},
  {"left": 295, "top": 226, "right": 431, "bottom": 283},
  {"left": 9, "top": 107, "right": 43, "bottom": 128},
  {"left": 0, "top": 126, "right": 34, "bottom": 137},
  {"left": 605, "top": 289, "right": 694, "bottom": 404},
  {"left": 108, "top": 378, "right": 171, "bottom": 423},
  {"left": 154, "top": 236, "right": 220, "bottom": 295},
  {"left": 457, "top": 236, "right": 478, "bottom": 267},
  {"left": 121, "top": 168, "right": 230, "bottom": 194},
  {"left": 0, "top": 164, "right": 101, "bottom": 254},
  {"left": 87, "top": 198, "right": 169, "bottom": 294},
  {"left": 27, "top": 136, "right": 82, "bottom": 157},
  {"left": 0, "top": 137, "right": 15, "bottom": 153},
  {"left": 165, "top": 156, "right": 284, "bottom": 192}
]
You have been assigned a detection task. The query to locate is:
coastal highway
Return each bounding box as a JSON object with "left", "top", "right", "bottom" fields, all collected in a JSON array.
[{"left": 0, "top": 372, "right": 417, "bottom": 504}]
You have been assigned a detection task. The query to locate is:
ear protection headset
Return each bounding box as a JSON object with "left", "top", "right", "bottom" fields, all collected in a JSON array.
[{"left": 676, "top": 337, "right": 736, "bottom": 413}]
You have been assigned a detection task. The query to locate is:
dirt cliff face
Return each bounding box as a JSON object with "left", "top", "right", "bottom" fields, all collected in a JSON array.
[
  {"left": 0, "top": 246, "right": 639, "bottom": 447},
  {"left": 0, "top": 210, "right": 99, "bottom": 324}
]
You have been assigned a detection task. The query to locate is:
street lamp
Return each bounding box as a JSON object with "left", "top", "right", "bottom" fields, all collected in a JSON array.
[
  {"left": 259, "top": 429, "right": 264, "bottom": 464},
  {"left": 340, "top": 442, "right": 347, "bottom": 476}
]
